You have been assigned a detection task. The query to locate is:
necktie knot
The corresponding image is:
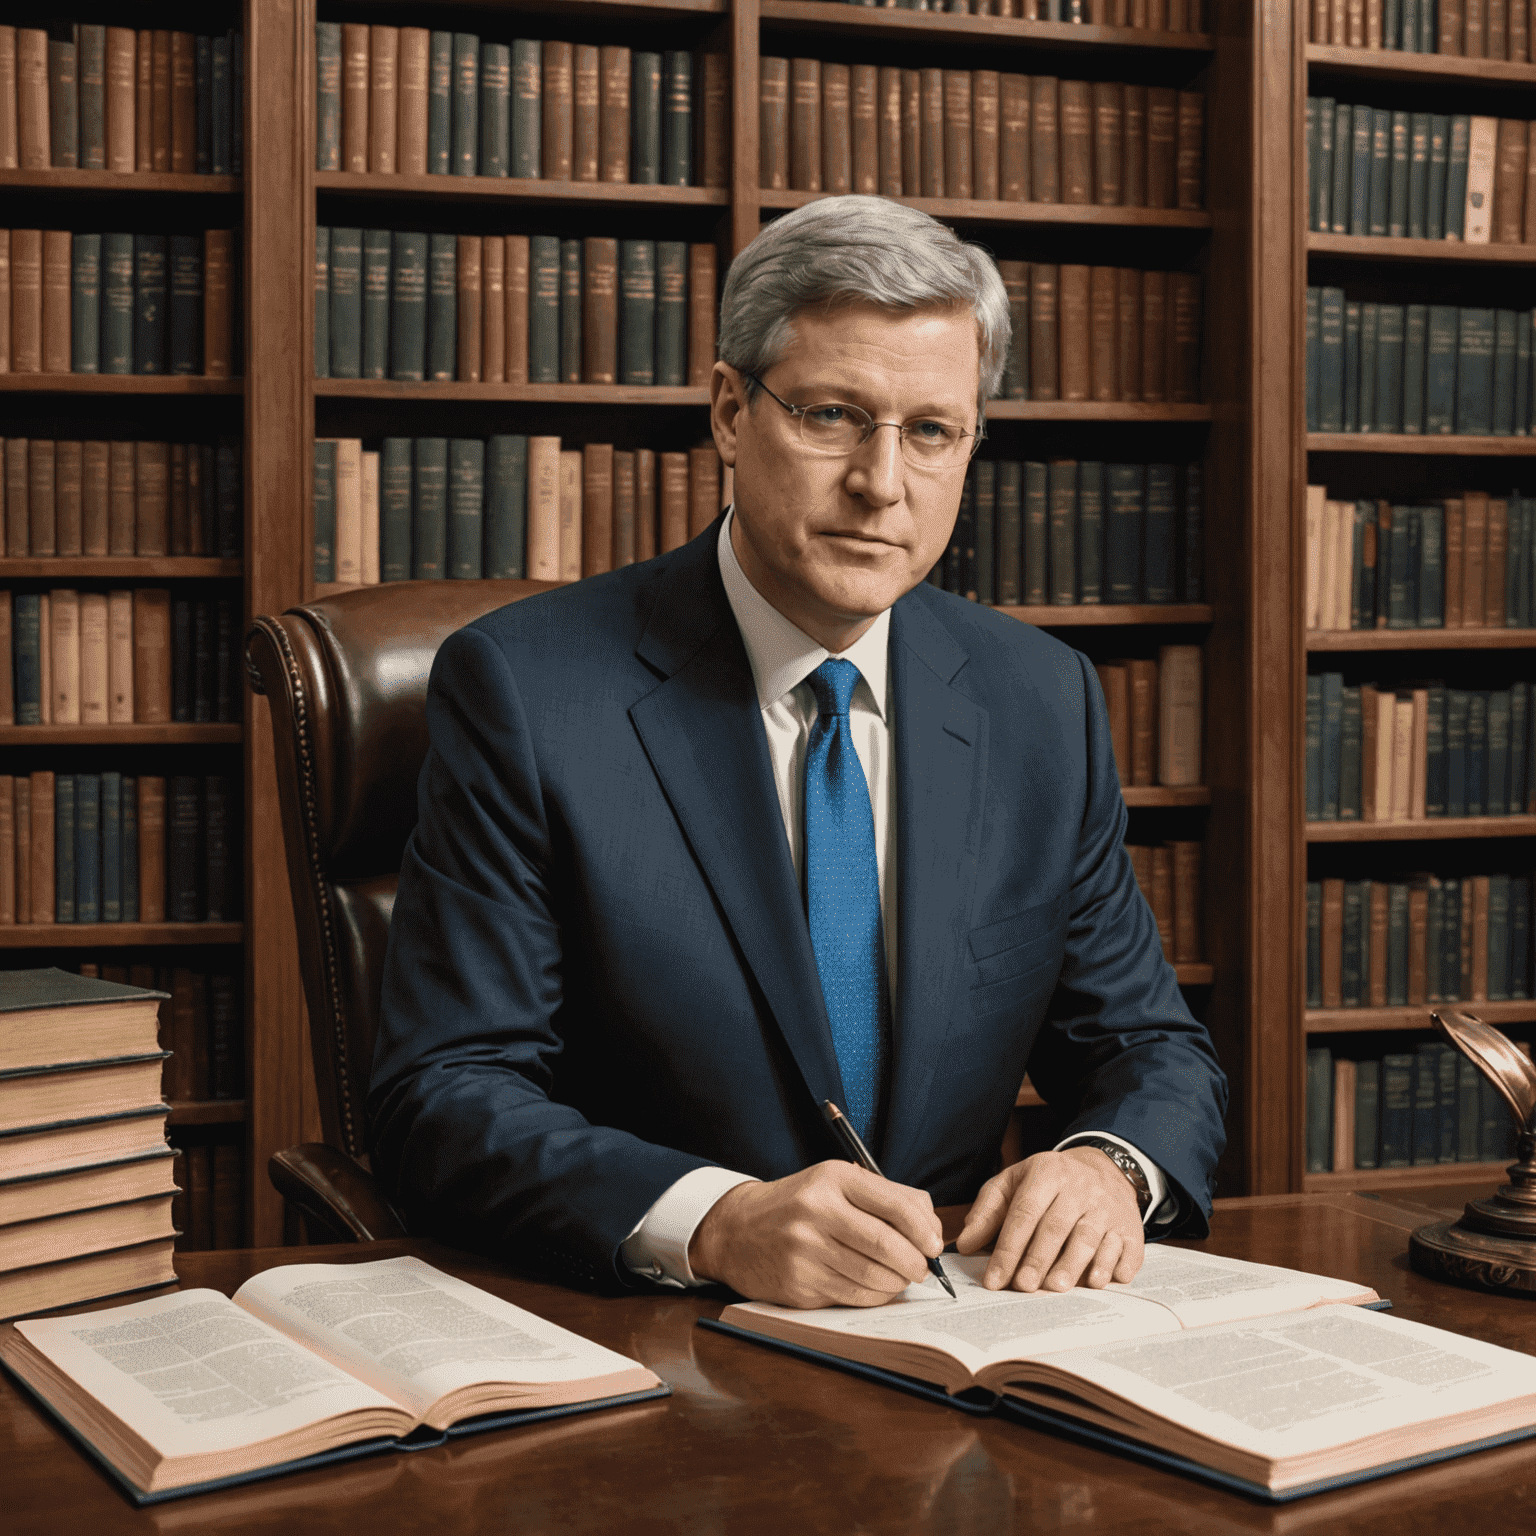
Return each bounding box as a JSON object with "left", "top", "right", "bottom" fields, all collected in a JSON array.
[{"left": 808, "top": 657, "right": 862, "bottom": 721}]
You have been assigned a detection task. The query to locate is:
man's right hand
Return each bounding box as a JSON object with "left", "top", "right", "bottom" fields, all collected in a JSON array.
[{"left": 687, "top": 1161, "right": 944, "bottom": 1308}]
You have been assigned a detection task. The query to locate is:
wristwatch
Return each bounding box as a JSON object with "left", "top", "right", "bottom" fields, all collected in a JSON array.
[{"left": 1072, "top": 1137, "right": 1153, "bottom": 1216}]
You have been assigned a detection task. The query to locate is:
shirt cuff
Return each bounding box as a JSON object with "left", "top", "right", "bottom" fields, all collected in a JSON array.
[
  {"left": 1054, "top": 1132, "right": 1175, "bottom": 1228},
  {"left": 619, "top": 1165, "right": 761, "bottom": 1288}
]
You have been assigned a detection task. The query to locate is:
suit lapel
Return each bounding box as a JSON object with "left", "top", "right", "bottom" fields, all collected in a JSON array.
[{"left": 882, "top": 591, "right": 988, "bottom": 1175}]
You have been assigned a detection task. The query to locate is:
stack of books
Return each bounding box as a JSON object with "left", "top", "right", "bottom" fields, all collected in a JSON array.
[
  {"left": 1097, "top": 647, "right": 1204, "bottom": 789},
  {"left": 1126, "top": 839, "right": 1203, "bottom": 963},
  {"left": 0, "top": 969, "right": 176, "bottom": 1321},
  {"left": 825, "top": 2, "right": 1209, "bottom": 34},
  {"left": 1309, "top": 0, "right": 1533, "bottom": 60}
]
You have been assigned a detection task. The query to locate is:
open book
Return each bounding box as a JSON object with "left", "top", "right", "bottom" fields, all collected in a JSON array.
[
  {"left": 705, "top": 1246, "right": 1536, "bottom": 1501},
  {"left": 0, "top": 1255, "right": 667, "bottom": 1504}
]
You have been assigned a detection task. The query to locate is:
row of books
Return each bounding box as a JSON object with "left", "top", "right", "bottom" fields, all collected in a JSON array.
[
  {"left": 1304, "top": 1043, "right": 1524, "bottom": 1176},
  {"left": 2, "top": 229, "right": 237, "bottom": 377},
  {"left": 1305, "top": 292, "right": 1534, "bottom": 437},
  {"left": 312, "top": 437, "right": 726, "bottom": 585},
  {"left": 1, "top": 591, "right": 241, "bottom": 727},
  {"left": 1306, "top": 676, "right": 1536, "bottom": 822},
  {"left": 1305, "top": 873, "right": 1532, "bottom": 1008},
  {"left": 1306, "top": 106, "right": 1532, "bottom": 245},
  {"left": 1307, "top": 0, "right": 1533, "bottom": 59},
  {"left": 830, "top": 1, "right": 1207, "bottom": 31},
  {"left": 993, "top": 264, "right": 1202, "bottom": 405},
  {"left": 1099, "top": 648, "right": 1204, "bottom": 789},
  {"left": 1127, "top": 840, "right": 1203, "bottom": 963},
  {"left": 0, "top": 971, "right": 177, "bottom": 1319},
  {"left": 169, "top": 1141, "right": 243, "bottom": 1252},
  {"left": 758, "top": 61, "right": 1203, "bottom": 209},
  {"left": 935, "top": 459, "right": 1203, "bottom": 606},
  {"left": 313, "top": 230, "right": 715, "bottom": 388},
  {"left": 317, "top": 28, "right": 725, "bottom": 189},
  {"left": 1304, "top": 488, "right": 1536, "bottom": 632},
  {"left": 0, "top": 772, "right": 238, "bottom": 926},
  {"left": 0, "top": 25, "right": 242, "bottom": 176}
]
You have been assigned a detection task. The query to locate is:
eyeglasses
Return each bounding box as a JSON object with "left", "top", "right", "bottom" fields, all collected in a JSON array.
[{"left": 744, "top": 373, "right": 984, "bottom": 470}]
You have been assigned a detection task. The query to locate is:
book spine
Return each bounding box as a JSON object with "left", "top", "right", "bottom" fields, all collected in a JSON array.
[
  {"left": 47, "top": 35, "right": 77, "bottom": 169},
  {"left": 171, "top": 31, "right": 195, "bottom": 174},
  {"left": 655, "top": 242, "right": 688, "bottom": 387},
  {"left": 853, "top": 63, "right": 880, "bottom": 194},
  {"left": 447, "top": 438, "right": 484, "bottom": 579},
  {"left": 485, "top": 435, "right": 527, "bottom": 578},
  {"left": 412, "top": 437, "right": 447, "bottom": 579},
  {"left": 663, "top": 50, "right": 692, "bottom": 185},
  {"left": 791, "top": 58, "right": 822, "bottom": 192},
  {"left": 360, "top": 229, "right": 390, "bottom": 380},
  {"left": 388, "top": 232, "right": 427, "bottom": 381},
  {"left": 620, "top": 240, "right": 656, "bottom": 386},
  {"left": 759, "top": 58, "right": 788, "bottom": 190},
  {"left": 79, "top": 25, "right": 105, "bottom": 171},
  {"left": 1047, "top": 461, "right": 1077, "bottom": 604},
  {"left": 104, "top": 27, "right": 133, "bottom": 173},
  {"left": 1305, "top": 1047, "right": 1333, "bottom": 1172},
  {"left": 600, "top": 45, "right": 630, "bottom": 183},
  {"left": 380, "top": 438, "right": 413, "bottom": 582},
  {"left": 1093, "top": 81, "right": 1122, "bottom": 207},
  {"left": 456, "top": 236, "right": 482, "bottom": 383},
  {"left": 453, "top": 33, "right": 480, "bottom": 175},
  {"left": 166, "top": 775, "right": 202, "bottom": 921},
  {"left": 168, "top": 234, "right": 203, "bottom": 376},
  {"left": 559, "top": 238, "right": 582, "bottom": 383},
  {"left": 582, "top": 442, "right": 615, "bottom": 575},
  {"left": 427, "top": 233, "right": 457, "bottom": 379},
  {"left": 396, "top": 28, "right": 428, "bottom": 176},
  {"left": 428, "top": 32, "right": 452, "bottom": 174},
  {"left": 558, "top": 449, "right": 582, "bottom": 578},
  {"left": 526, "top": 436, "right": 561, "bottom": 579},
  {"left": 315, "top": 22, "right": 341, "bottom": 170},
  {"left": 341, "top": 23, "right": 368, "bottom": 173},
  {"left": 312, "top": 440, "right": 336, "bottom": 582},
  {"left": 581, "top": 237, "right": 618, "bottom": 384},
  {"left": 481, "top": 42, "right": 511, "bottom": 178},
  {"left": 631, "top": 51, "right": 661, "bottom": 184},
  {"left": 70, "top": 233, "right": 100, "bottom": 374},
  {"left": 944, "top": 68, "right": 973, "bottom": 200}
]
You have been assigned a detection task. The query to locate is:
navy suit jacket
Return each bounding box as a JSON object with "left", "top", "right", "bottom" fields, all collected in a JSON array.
[{"left": 368, "top": 517, "right": 1228, "bottom": 1288}]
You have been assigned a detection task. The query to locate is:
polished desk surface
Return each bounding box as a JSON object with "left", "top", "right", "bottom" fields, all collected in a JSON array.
[{"left": 7, "top": 1187, "right": 1536, "bottom": 1534}]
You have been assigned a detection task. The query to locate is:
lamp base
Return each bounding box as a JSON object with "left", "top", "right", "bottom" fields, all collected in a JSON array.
[{"left": 1409, "top": 1219, "right": 1536, "bottom": 1297}]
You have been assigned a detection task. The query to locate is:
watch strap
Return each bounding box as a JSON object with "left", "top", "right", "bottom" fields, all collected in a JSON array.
[{"left": 1072, "top": 1136, "right": 1153, "bottom": 1215}]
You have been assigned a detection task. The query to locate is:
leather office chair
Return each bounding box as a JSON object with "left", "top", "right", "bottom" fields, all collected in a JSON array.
[{"left": 246, "top": 579, "right": 554, "bottom": 1243}]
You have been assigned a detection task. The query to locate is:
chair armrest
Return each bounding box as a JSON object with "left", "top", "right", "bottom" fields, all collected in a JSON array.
[{"left": 268, "top": 1143, "right": 408, "bottom": 1243}]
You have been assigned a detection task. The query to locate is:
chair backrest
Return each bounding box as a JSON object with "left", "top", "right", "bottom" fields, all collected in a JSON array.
[{"left": 246, "top": 580, "right": 554, "bottom": 1163}]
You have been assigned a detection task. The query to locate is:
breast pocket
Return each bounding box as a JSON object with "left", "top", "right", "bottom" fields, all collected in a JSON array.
[{"left": 968, "top": 896, "right": 1067, "bottom": 989}]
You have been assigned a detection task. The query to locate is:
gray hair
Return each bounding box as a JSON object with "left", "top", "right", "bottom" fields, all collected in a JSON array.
[{"left": 717, "top": 196, "right": 1010, "bottom": 424}]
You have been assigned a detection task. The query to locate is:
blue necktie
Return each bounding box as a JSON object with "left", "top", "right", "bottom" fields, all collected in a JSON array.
[{"left": 804, "top": 658, "right": 890, "bottom": 1143}]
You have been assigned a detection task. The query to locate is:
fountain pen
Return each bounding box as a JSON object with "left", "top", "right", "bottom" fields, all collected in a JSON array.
[{"left": 821, "top": 1099, "right": 957, "bottom": 1299}]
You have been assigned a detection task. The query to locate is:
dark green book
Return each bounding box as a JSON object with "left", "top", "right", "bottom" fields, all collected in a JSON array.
[
  {"left": 1488, "top": 873, "right": 1512, "bottom": 1001},
  {"left": 1446, "top": 689, "right": 1469, "bottom": 817},
  {"left": 1306, "top": 881, "right": 1322, "bottom": 1006},
  {"left": 1306, "top": 96, "right": 1320, "bottom": 231},
  {"left": 1179, "top": 460, "right": 1201, "bottom": 602},
  {"left": 1355, "top": 1058, "right": 1380, "bottom": 1168},
  {"left": 380, "top": 438, "right": 414, "bottom": 583},
  {"left": 1509, "top": 682, "right": 1528, "bottom": 814},
  {"left": 1457, "top": 1057, "right": 1483, "bottom": 1161},
  {"left": 1143, "top": 463, "right": 1175, "bottom": 603},
  {"left": 120, "top": 776, "right": 138, "bottom": 921},
  {"left": 1341, "top": 880, "right": 1366, "bottom": 1004},
  {"left": 997, "top": 460, "right": 1022, "bottom": 605},
  {"left": 560, "top": 239, "right": 583, "bottom": 383},
  {"left": 328, "top": 227, "right": 362, "bottom": 379},
  {"left": 1427, "top": 878, "right": 1446, "bottom": 999},
  {"left": 54, "top": 775, "right": 76, "bottom": 923},
  {"left": 215, "top": 439, "right": 241, "bottom": 559},
  {"left": 631, "top": 52, "right": 662, "bottom": 185},
  {"left": 1374, "top": 303, "right": 1405, "bottom": 432},
  {"left": 313, "top": 227, "right": 330, "bottom": 377},
  {"left": 48, "top": 36, "right": 77, "bottom": 168},
  {"left": 211, "top": 34, "right": 231, "bottom": 174},
  {"left": 1400, "top": 0, "right": 1419, "bottom": 48},
  {"left": 1436, "top": 1044, "right": 1459, "bottom": 1163},
  {"left": 71, "top": 233, "right": 100, "bottom": 373},
  {"left": 1343, "top": 300, "right": 1361, "bottom": 431},
  {"left": 1047, "top": 460, "right": 1077, "bottom": 604},
  {"left": 511, "top": 39, "right": 541, "bottom": 178},
  {"left": 1441, "top": 876, "right": 1461, "bottom": 1001},
  {"left": 1446, "top": 115, "right": 1470, "bottom": 239},
  {"left": 1104, "top": 463, "right": 1143, "bottom": 603},
  {"left": 1358, "top": 302, "right": 1378, "bottom": 431},
  {"left": 1427, "top": 684, "right": 1447, "bottom": 814},
  {"left": 1516, "top": 317, "right": 1531, "bottom": 438},
  {"left": 166, "top": 776, "right": 202, "bottom": 923},
  {"left": 1305, "top": 674, "right": 1323, "bottom": 820},
  {"left": 312, "top": 438, "right": 336, "bottom": 582},
  {"left": 1402, "top": 303, "right": 1427, "bottom": 433},
  {"left": 1387, "top": 111, "right": 1410, "bottom": 236},
  {"left": 1319, "top": 671, "right": 1343, "bottom": 820},
  {"left": 412, "top": 437, "right": 448, "bottom": 579},
  {"left": 1407, "top": 112, "right": 1430, "bottom": 238},
  {"left": 656, "top": 242, "right": 688, "bottom": 386},
  {"left": 361, "top": 230, "right": 391, "bottom": 380},
  {"left": 1348, "top": 103, "right": 1372, "bottom": 235},
  {"left": 973, "top": 461, "right": 996, "bottom": 604},
  {"left": 1368, "top": 108, "right": 1391, "bottom": 236},
  {"left": 1311, "top": 96, "right": 1332, "bottom": 233},
  {"left": 168, "top": 234, "right": 203, "bottom": 376},
  {"left": 101, "top": 232, "right": 134, "bottom": 374},
  {"left": 132, "top": 234, "right": 168, "bottom": 375},
  {"left": 1425, "top": 305, "right": 1458, "bottom": 434},
  {"left": 1417, "top": 503, "right": 1443, "bottom": 626},
  {"left": 1467, "top": 690, "right": 1487, "bottom": 816},
  {"left": 1339, "top": 685, "right": 1362, "bottom": 820},
  {"left": 428, "top": 32, "right": 453, "bottom": 174},
  {"left": 1077, "top": 461, "right": 1103, "bottom": 605},
  {"left": 1511, "top": 876, "right": 1530, "bottom": 998},
  {"left": 485, "top": 434, "right": 527, "bottom": 579},
  {"left": 79, "top": 25, "right": 105, "bottom": 170},
  {"left": 1305, "top": 1047, "right": 1332, "bottom": 1173},
  {"left": 448, "top": 438, "right": 485, "bottom": 579},
  {"left": 1410, "top": 1043, "right": 1439, "bottom": 1166},
  {"left": 1493, "top": 309, "right": 1518, "bottom": 436},
  {"left": 1455, "top": 307, "right": 1495, "bottom": 435},
  {"left": 1319, "top": 286, "right": 1344, "bottom": 433},
  {"left": 1487, "top": 689, "right": 1511, "bottom": 817},
  {"left": 529, "top": 235, "right": 561, "bottom": 383},
  {"left": 428, "top": 233, "right": 458, "bottom": 380},
  {"left": 1331, "top": 101, "right": 1353, "bottom": 233},
  {"left": 100, "top": 772, "right": 121, "bottom": 923},
  {"left": 1022, "top": 462, "right": 1048, "bottom": 605},
  {"left": 662, "top": 51, "right": 692, "bottom": 185},
  {"left": 452, "top": 34, "right": 481, "bottom": 175},
  {"left": 315, "top": 22, "right": 341, "bottom": 169},
  {"left": 1389, "top": 505, "right": 1417, "bottom": 627},
  {"left": 1305, "top": 286, "right": 1321, "bottom": 430},
  {"left": 1426, "top": 114, "right": 1449, "bottom": 239},
  {"left": 480, "top": 42, "right": 510, "bottom": 177},
  {"left": 75, "top": 774, "right": 100, "bottom": 924},
  {"left": 620, "top": 240, "right": 657, "bottom": 386},
  {"left": 1386, "top": 881, "right": 1409, "bottom": 1005}
]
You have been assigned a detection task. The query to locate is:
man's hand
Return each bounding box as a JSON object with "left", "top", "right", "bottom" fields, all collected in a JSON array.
[
  {"left": 688, "top": 1161, "right": 944, "bottom": 1308},
  {"left": 954, "top": 1146, "right": 1145, "bottom": 1293}
]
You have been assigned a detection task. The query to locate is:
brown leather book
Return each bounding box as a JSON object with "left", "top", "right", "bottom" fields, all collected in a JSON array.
[
  {"left": 341, "top": 24, "right": 369, "bottom": 173},
  {"left": 105, "top": 440, "right": 134, "bottom": 553},
  {"left": 1146, "top": 87, "right": 1177, "bottom": 209},
  {"left": 1121, "top": 84, "right": 1148, "bottom": 208},
  {"left": 1176, "top": 92, "right": 1204, "bottom": 209},
  {"left": 368, "top": 26, "right": 398, "bottom": 175},
  {"left": 1359, "top": 685, "right": 1378, "bottom": 820},
  {"left": 1457, "top": 879, "right": 1475, "bottom": 997},
  {"left": 1511, "top": 0, "right": 1529, "bottom": 58},
  {"left": 54, "top": 439, "right": 82, "bottom": 555},
  {"left": 901, "top": 70, "right": 921, "bottom": 196},
  {"left": 1168, "top": 0, "right": 1190, "bottom": 27},
  {"left": 1029, "top": 263, "right": 1058, "bottom": 401},
  {"left": 821, "top": 63, "right": 852, "bottom": 195},
  {"left": 1058, "top": 80, "right": 1092, "bottom": 205},
  {"left": 135, "top": 441, "right": 169, "bottom": 555},
  {"left": 558, "top": 449, "right": 583, "bottom": 580},
  {"left": 1000, "top": 75, "right": 1029, "bottom": 201},
  {"left": 504, "top": 236, "right": 529, "bottom": 384},
  {"left": 150, "top": 31, "right": 171, "bottom": 172},
  {"left": 1493, "top": 119, "right": 1526, "bottom": 242},
  {"left": 759, "top": 58, "right": 789, "bottom": 190},
  {"left": 1128, "top": 656, "right": 1159, "bottom": 785},
  {"left": 1171, "top": 840, "right": 1201, "bottom": 962},
  {"left": 581, "top": 443, "right": 614, "bottom": 578},
  {"left": 456, "top": 236, "right": 482, "bottom": 383},
  {"left": 49, "top": 587, "right": 79, "bottom": 725},
  {"left": 1485, "top": 497, "right": 1509, "bottom": 626},
  {"left": 185, "top": 444, "right": 203, "bottom": 555},
  {"left": 0, "top": 35, "right": 13, "bottom": 171},
  {"left": 131, "top": 588, "right": 170, "bottom": 724},
  {"left": 170, "top": 32, "right": 195, "bottom": 174},
  {"left": 1091, "top": 82, "right": 1122, "bottom": 206},
  {"left": 1320, "top": 877, "right": 1344, "bottom": 1008},
  {"left": 212, "top": 1143, "right": 242, "bottom": 1249},
  {"left": 612, "top": 451, "right": 637, "bottom": 567},
  {"left": 1526, "top": 122, "right": 1536, "bottom": 240},
  {"left": 104, "top": 27, "right": 135, "bottom": 173},
  {"left": 543, "top": 42, "right": 574, "bottom": 180},
  {"left": 41, "top": 228, "right": 70, "bottom": 373},
  {"left": 942, "top": 70, "right": 972, "bottom": 200},
  {"left": 10, "top": 228, "right": 40, "bottom": 372},
  {"left": 28, "top": 771, "right": 53, "bottom": 925},
  {"left": 1127, "top": 843, "right": 1152, "bottom": 906},
  {"left": 136, "top": 775, "right": 165, "bottom": 921},
  {"left": 1483, "top": 0, "right": 1503, "bottom": 54},
  {"left": 1140, "top": 270, "right": 1167, "bottom": 401},
  {"left": 134, "top": 29, "right": 152, "bottom": 170},
  {"left": 635, "top": 448, "right": 657, "bottom": 562},
  {"left": 851, "top": 64, "right": 878, "bottom": 195},
  {"left": 997, "top": 260, "right": 1028, "bottom": 400},
  {"left": 2, "top": 440, "right": 21, "bottom": 557},
  {"left": 689, "top": 448, "right": 719, "bottom": 539},
  {"left": 971, "top": 72, "right": 999, "bottom": 201},
  {"left": 0, "top": 775, "right": 12, "bottom": 916},
  {"left": 203, "top": 230, "right": 233, "bottom": 377},
  {"left": 81, "top": 441, "right": 109, "bottom": 555},
  {"left": 658, "top": 452, "right": 689, "bottom": 553},
  {"left": 28, "top": 438, "right": 53, "bottom": 554},
  {"left": 1058, "top": 265, "right": 1091, "bottom": 402},
  {"left": 1115, "top": 268, "right": 1142, "bottom": 401},
  {"left": 107, "top": 589, "right": 133, "bottom": 723},
  {"left": 1167, "top": 272, "right": 1201, "bottom": 403},
  {"left": 1150, "top": 846, "right": 1175, "bottom": 959},
  {"left": 397, "top": 28, "right": 429, "bottom": 175},
  {"left": 1031, "top": 77, "right": 1058, "bottom": 203},
  {"left": 1146, "top": 0, "right": 1169, "bottom": 26},
  {"left": 12, "top": 777, "right": 29, "bottom": 925},
  {"left": 600, "top": 46, "right": 631, "bottom": 183},
  {"left": 481, "top": 236, "right": 505, "bottom": 383},
  {"left": 877, "top": 67, "right": 903, "bottom": 196},
  {"left": 582, "top": 237, "right": 618, "bottom": 384},
  {"left": 15, "top": 29, "right": 47, "bottom": 170},
  {"left": 78, "top": 590, "right": 108, "bottom": 725},
  {"left": 688, "top": 243, "right": 716, "bottom": 386},
  {"left": 1094, "top": 662, "right": 1131, "bottom": 785},
  {"left": 1441, "top": 499, "right": 1464, "bottom": 627},
  {"left": 1330, "top": 1058, "right": 1356, "bottom": 1172},
  {"left": 572, "top": 45, "right": 600, "bottom": 182},
  {"left": 791, "top": 58, "right": 822, "bottom": 192},
  {"left": 1089, "top": 267, "right": 1118, "bottom": 402},
  {"left": 919, "top": 67, "right": 944, "bottom": 197},
  {"left": 700, "top": 53, "right": 728, "bottom": 189},
  {"left": 1462, "top": 490, "right": 1488, "bottom": 627}
]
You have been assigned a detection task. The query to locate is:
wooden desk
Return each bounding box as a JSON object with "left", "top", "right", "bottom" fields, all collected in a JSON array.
[{"left": 7, "top": 1188, "right": 1536, "bottom": 1534}]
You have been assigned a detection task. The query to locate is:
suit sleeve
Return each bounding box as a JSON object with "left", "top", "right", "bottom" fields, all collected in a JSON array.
[
  {"left": 1023, "top": 652, "right": 1228, "bottom": 1236},
  {"left": 367, "top": 624, "right": 714, "bottom": 1286}
]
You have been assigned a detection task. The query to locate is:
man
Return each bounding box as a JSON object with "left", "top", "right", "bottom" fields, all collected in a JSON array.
[{"left": 369, "top": 196, "right": 1227, "bottom": 1309}]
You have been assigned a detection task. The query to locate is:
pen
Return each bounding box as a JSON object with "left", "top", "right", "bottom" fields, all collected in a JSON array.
[{"left": 821, "top": 1100, "right": 957, "bottom": 1300}]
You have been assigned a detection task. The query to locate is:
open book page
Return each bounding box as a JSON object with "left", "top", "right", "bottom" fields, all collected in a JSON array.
[{"left": 233, "top": 1256, "right": 658, "bottom": 1428}]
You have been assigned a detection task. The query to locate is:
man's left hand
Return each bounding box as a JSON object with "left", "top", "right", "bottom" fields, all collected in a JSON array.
[{"left": 953, "top": 1146, "right": 1145, "bottom": 1292}]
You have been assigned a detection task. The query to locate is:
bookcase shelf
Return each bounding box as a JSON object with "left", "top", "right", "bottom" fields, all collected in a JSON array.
[
  {"left": 167, "top": 1100, "right": 246, "bottom": 1126},
  {"left": 1307, "top": 433, "right": 1536, "bottom": 456},
  {"left": 314, "top": 172, "right": 729, "bottom": 208},
  {"left": 1305, "top": 43, "right": 1536, "bottom": 87},
  {"left": 0, "top": 923, "right": 244, "bottom": 949},
  {"left": 1175, "top": 963, "right": 1215, "bottom": 985},
  {"left": 1305, "top": 1000, "right": 1536, "bottom": 1033},
  {"left": 1301, "top": 1162, "right": 1511, "bottom": 1193},
  {"left": 985, "top": 402, "right": 1212, "bottom": 422},
  {"left": 757, "top": 188, "right": 1212, "bottom": 230},
  {"left": 0, "top": 170, "right": 241, "bottom": 195},
  {"left": 1307, "top": 817, "right": 1536, "bottom": 843},
  {"left": 997, "top": 603, "right": 1213, "bottom": 625},
  {"left": 311, "top": 380, "right": 709, "bottom": 405},
  {"left": 1307, "top": 233, "right": 1536, "bottom": 266},
  {"left": 0, "top": 376, "right": 242, "bottom": 396},
  {"left": 0, "top": 559, "right": 242, "bottom": 580},
  {"left": 1122, "top": 786, "right": 1212, "bottom": 807},
  {"left": 0, "top": 725, "right": 241, "bottom": 746},
  {"left": 1306, "top": 629, "right": 1536, "bottom": 651}
]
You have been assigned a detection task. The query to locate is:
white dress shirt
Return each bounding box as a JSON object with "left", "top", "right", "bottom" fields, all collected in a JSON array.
[{"left": 619, "top": 511, "right": 1170, "bottom": 1287}]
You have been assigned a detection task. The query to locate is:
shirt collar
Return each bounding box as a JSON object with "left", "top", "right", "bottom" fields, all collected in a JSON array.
[{"left": 717, "top": 507, "right": 891, "bottom": 720}]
